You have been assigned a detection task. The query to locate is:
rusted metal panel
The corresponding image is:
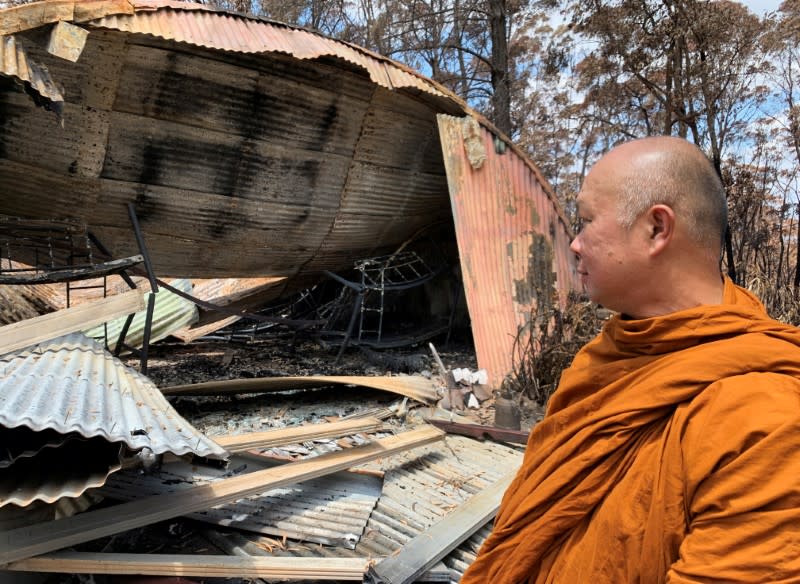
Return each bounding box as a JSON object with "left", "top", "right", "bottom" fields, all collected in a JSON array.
[
  {"left": 437, "top": 114, "right": 579, "bottom": 389},
  {"left": 0, "top": 23, "right": 455, "bottom": 277},
  {"left": 0, "top": 0, "right": 133, "bottom": 37},
  {"left": 87, "top": 2, "right": 455, "bottom": 101},
  {"left": 0, "top": 35, "right": 63, "bottom": 104}
]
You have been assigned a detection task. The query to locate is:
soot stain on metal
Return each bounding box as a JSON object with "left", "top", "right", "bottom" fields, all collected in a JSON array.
[
  {"left": 313, "top": 100, "right": 339, "bottom": 152},
  {"left": 514, "top": 233, "right": 555, "bottom": 311}
]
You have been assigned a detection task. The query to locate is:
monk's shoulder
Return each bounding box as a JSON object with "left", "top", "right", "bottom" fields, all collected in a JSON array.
[{"left": 677, "top": 371, "right": 800, "bottom": 483}]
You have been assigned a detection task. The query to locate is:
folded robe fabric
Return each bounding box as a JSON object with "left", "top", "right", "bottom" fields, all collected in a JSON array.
[{"left": 462, "top": 278, "right": 800, "bottom": 584}]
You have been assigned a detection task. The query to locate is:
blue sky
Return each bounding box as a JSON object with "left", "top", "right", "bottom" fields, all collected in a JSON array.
[{"left": 739, "top": 0, "right": 783, "bottom": 15}]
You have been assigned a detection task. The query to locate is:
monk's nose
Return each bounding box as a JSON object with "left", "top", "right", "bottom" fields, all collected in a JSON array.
[{"left": 570, "top": 236, "right": 581, "bottom": 256}]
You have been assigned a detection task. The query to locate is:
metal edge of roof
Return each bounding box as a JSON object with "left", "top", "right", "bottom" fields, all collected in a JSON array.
[
  {"left": 0, "top": 331, "right": 227, "bottom": 460},
  {"left": 83, "top": 278, "right": 199, "bottom": 351},
  {"left": 107, "top": 2, "right": 567, "bottom": 224},
  {"left": 82, "top": 0, "right": 458, "bottom": 103},
  {"left": 0, "top": 33, "right": 64, "bottom": 103}
]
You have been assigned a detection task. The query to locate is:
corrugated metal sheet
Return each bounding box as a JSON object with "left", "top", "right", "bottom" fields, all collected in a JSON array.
[
  {"left": 0, "top": 0, "right": 464, "bottom": 279},
  {"left": 0, "top": 331, "right": 227, "bottom": 459},
  {"left": 83, "top": 279, "right": 198, "bottom": 351},
  {"left": 0, "top": 330, "right": 227, "bottom": 506},
  {"left": 437, "top": 114, "right": 580, "bottom": 388},
  {"left": 86, "top": 1, "right": 455, "bottom": 102},
  {"left": 100, "top": 455, "right": 382, "bottom": 549},
  {"left": 217, "top": 434, "right": 522, "bottom": 583},
  {"left": 0, "top": 34, "right": 63, "bottom": 104}
]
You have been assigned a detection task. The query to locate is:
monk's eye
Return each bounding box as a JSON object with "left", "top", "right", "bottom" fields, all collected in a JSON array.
[{"left": 576, "top": 218, "right": 589, "bottom": 232}]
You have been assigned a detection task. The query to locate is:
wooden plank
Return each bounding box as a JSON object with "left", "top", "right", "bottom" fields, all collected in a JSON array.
[
  {"left": 5, "top": 543, "right": 450, "bottom": 582},
  {"left": 5, "top": 551, "right": 451, "bottom": 581},
  {"left": 0, "top": 426, "right": 444, "bottom": 565},
  {"left": 212, "top": 416, "right": 384, "bottom": 452},
  {"left": 5, "top": 552, "right": 369, "bottom": 579},
  {"left": 0, "top": 289, "right": 145, "bottom": 356},
  {"left": 162, "top": 375, "right": 441, "bottom": 404},
  {"left": 366, "top": 470, "right": 518, "bottom": 584}
]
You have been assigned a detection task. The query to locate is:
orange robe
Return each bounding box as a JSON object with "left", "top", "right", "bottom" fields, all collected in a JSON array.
[{"left": 462, "top": 279, "right": 800, "bottom": 583}]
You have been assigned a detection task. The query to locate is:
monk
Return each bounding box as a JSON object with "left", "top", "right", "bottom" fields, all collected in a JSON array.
[{"left": 461, "top": 136, "right": 800, "bottom": 583}]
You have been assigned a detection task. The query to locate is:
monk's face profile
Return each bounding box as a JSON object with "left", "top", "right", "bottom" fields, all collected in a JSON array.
[
  {"left": 570, "top": 136, "right": 727, "bottom": 318},
  {"left": 570, "top": 146, "right": 653, "bottom": 315}
]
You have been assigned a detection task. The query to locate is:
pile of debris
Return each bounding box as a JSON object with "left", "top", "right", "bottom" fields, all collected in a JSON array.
[{"left": 0, "top": 288, "right": 527, "bottom": 584}]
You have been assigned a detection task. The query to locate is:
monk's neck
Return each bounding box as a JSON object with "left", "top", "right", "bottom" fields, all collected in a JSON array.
[{"left": 623, "top": 275, "right": 725, "bottom": 320}]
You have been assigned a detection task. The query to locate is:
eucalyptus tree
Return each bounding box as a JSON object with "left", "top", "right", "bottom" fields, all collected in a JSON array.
[
  {"left": 563, "top": 0, "right": 768, "bottom": 281},
  {"left": 763, "top": 0, "right": 800, "bottom": 291}
]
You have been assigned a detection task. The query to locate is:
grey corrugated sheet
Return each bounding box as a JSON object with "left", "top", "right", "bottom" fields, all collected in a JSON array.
[
  {"left": 0, "top": 35, "right": 64, "bottom": 104},
  {"left": 83, "top": 278, "right": 198, "bottom": 351},
  {"left": 217, "top": 434, "right": 522, "bottom": 582},
  {"left": 99, "top": 454, "right": 382, "bottom": 549},
  {"left": 0, "top": 331, "right": 226, "bottom": 506},
  {"left": 0, "top": 331, "right": 226, "bottom": 458}
]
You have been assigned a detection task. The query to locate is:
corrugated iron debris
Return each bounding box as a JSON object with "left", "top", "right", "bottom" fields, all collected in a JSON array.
[
  {"left": 0, "top": 0, "right": 579, "bottom": 580},
  {"left": 0, "top": 332, "right": 227, "bottom": 507}
]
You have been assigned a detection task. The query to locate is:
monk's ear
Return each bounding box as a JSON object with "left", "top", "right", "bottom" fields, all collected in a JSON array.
[{"left": 646, "top": 204, "right": 675, "bottom": 256}]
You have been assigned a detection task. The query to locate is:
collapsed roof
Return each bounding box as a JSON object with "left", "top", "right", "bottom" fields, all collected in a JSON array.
[{"left": 0, "top": 0, "right": 577, "bottom": 391}]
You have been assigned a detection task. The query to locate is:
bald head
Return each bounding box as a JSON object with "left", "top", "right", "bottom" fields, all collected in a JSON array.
[{"left": 608, "top": 136, "right": 727, "bottom": 254}]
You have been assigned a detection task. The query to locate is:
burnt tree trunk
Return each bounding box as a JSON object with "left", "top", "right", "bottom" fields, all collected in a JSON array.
[{"left": 489, "top": 0, "right": 512, "bottom": 137}]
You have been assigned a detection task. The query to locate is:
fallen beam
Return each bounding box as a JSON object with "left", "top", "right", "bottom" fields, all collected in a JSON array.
[
  {"left": 424, "top": 418, "right": 529, "bottom": 445},
  {"left": 0, "top": 289, "right": 145, "bottom": 356},
  {"left": 4, "top": 552, "right": 369, "bottom": 580},
  {"left": 365, "top": 469, "right": 518, "bottom": 584},
  {"left": 0, "top": 426, "right": 444, "bottom": 565},
  {"left": 162, "top": 375, "right": 441, "bottom": 404},
  {"left": 212, "top": 416, "right": 384, "bottom": 452},
  {"left": 0, "top": 255, "right": 143, "bottom": 284}
]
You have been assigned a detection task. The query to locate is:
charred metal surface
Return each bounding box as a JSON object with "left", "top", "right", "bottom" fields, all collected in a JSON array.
[
  {"left": 513, "top": 232, "right": 555, "bottom": 312},
  {"left": 437, "top": 114, "right": 578, "bottom": 388},
  {"left": 0, "top": 3, "right": 462, "bottom": 278}
]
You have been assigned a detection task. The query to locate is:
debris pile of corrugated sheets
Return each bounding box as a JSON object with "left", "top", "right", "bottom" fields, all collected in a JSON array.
[{"left": 0, "top": 290, "right": 524, "bottom": 583}]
